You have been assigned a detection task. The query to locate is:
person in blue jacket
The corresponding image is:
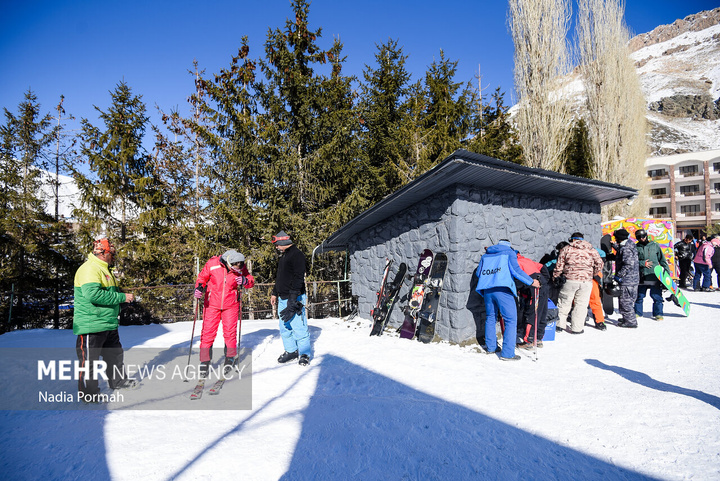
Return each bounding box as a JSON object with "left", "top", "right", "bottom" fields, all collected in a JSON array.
[{"left": 475, "top": 240, "right": 540, "bottom": 361}]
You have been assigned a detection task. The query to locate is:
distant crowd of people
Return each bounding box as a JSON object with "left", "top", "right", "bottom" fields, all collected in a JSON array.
[
  {"left": 674, "top": 233, "right": 720, "bottom": 292},
  {"left": 474, "top": 229, "right": 716, "bottom": 361}
]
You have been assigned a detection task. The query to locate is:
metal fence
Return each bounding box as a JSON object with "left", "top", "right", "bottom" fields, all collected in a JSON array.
[
  {"left": 1, "top": 279, "right": 355, "bottom": 332},
  {"left": 120, "top": 279, "right": 356, "bottom": 324},
  {"left": 0, "top": 286, "right": 75, "bottom": 332}
]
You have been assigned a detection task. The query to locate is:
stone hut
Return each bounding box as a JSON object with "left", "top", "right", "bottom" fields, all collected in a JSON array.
[{"left": 316, "top": 150, "right": 637, "bottom": 344}]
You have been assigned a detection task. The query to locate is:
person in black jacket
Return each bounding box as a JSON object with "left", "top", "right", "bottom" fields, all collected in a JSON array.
[
  {"left": 541, "top": 241, "right": 569, "bottom": 306},
  {"left": 515, "top": 253, "right": 551, "bottom": 348},
  {"left": 270, "top": 231, "right": 312, "bottom": 366},
  {"left": 674, "top": 235, "right": 695, "bottom": 288}
]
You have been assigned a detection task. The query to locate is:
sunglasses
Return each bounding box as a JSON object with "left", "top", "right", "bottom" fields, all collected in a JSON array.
[{"left": 272, "top": 235, "right": 290, "bottom": 244}]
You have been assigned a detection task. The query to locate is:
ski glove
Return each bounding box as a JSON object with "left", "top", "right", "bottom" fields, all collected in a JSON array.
[
  {"left": 613, "top": 276, "right": 622, "bottom": 284},
  {"left": 280, "top": 291, "right": 303, "bottom": 322},
  {"left": 194, "top": 286, "right": 205, "bottom": 299},
  {"left": 235, "top": 274, "right": 255, "bottom": 289}
]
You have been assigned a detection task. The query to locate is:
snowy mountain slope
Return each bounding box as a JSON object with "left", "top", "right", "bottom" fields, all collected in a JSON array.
[
  {"left": 1, "top": 289, "right": 719, "bottom": 481},
  {"left": 631, "top": 18, "right": 720, "bottom": 155},
  {"left": 509, "top": 9, "right": 720, "bottom": 156}
]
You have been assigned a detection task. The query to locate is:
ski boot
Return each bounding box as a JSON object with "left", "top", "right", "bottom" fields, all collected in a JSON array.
[
  {"left": 223, "top": 356, "right": 238, "bottom": 376},
  {"left": 278, "top": 350, "right": 299, "bottom": 364}
]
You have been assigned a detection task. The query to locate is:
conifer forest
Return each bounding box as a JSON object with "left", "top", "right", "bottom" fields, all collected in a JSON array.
[{"left": 1, "top": 0, "right": 610, "bottom": 330}]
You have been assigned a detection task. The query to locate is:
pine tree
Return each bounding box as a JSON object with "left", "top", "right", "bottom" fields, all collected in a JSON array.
[
  {"left": 190, "top": 38, "right": 262, "bottom": 267},
  {"left": 358, "top": 39, "right": 412, "bottom": 201},
  {"left": 399, "top": 80, "right": 431, "bottom": 182},
  {"left": 152, "top": 60, "right": 214, "bottom": 282},
  {"left": 0, "top": 90, "right": 77, "bottom": 330},
  {"left": 562, "top": 118, "right": 593, "bottom": 178},
  {"left": 126, "top": 121, "right": 199, "bottom": 285},
  {"left": 419, "top": 51, "right": 474, "bottom": 174},
  {"left": 75, "top": 81, "right": 153, "bottom": 281},
  {"left": 465, "top": 88, "right": 523, "bottom": 164},
  {"left": 255, "top": 0, "right": 362, "bottom": 279}
]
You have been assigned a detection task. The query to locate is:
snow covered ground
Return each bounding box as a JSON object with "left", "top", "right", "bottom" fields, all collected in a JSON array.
[{"left": 1, "top": 289, "right": 719, "bottom": 481}]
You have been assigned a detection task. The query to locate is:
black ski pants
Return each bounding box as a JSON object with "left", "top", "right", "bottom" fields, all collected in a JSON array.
[
  {"left": 517, "top": 284, "right": 549, "bottom": 342},
  {"left": 678, "top": 258, "right": 692, "bottom": 288},
  {"left": 75, "top": 329, "right": 125, "bottom": 395}
]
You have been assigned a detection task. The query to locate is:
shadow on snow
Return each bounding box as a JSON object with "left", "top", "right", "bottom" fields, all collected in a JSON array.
[
  {"left": 2, "top": 410, "right": 112, "bottom": 481},
  {"left": 278, "top": 354, "right": 660, "bottom": 480},
  {"left": 586, "top": 359, "right": 720, "bottom": 411}
]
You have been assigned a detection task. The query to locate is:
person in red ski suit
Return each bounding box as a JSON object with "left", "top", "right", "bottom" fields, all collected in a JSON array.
[{"left": 194, "top": 249, "right": 254, "bottom": 373}]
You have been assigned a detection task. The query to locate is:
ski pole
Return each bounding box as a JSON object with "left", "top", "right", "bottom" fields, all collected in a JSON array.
[
  {"left": 533, "top": 286, "right": 539, "bottom": 362},
  {"left": 235, "top": 296, "right": 243, "bottom": 369},
  {"left": 184, "top": 298, "right": 200, "bottom": 382}
]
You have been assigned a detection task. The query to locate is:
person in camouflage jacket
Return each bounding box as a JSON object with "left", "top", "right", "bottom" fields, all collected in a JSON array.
[{"left": 552, "top": 232, "right": 603, "bottom": 334}]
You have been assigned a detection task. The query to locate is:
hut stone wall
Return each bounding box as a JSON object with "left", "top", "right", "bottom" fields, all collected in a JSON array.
[{"left": 348, "top": 184, "right": 601, "bottom": 344}]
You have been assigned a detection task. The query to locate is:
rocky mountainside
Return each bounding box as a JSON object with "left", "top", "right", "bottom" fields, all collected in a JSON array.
[
  {"left": 630, "top": 8, "right": 720, "bottom": 155},
  {"left": 510, "top": 8, "right": 719, "bottom": 157},
  {"left": 628, "top": 8, "right": 720, "bottom": 52}
]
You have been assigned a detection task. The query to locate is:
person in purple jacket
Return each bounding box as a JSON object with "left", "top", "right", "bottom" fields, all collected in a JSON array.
[{"left": 475, "top": 240, "right": 540, "bottom": 361}]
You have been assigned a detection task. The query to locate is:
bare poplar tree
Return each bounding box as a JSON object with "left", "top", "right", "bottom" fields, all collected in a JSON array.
[
  {"left": 509, "top": 0, "right": 573, "bottom": 171},
  {"left": 577, "top": 0, "right": 648, "bottom": 217}
]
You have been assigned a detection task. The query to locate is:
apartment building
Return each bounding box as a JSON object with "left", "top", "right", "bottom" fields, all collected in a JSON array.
[{"left": 646, "top": 149, "right": 720, "bottom": 238}]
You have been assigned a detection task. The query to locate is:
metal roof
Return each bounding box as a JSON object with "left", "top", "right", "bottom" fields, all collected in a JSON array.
[{"left": 317, "top": 149, "right": 637, "bottom": 252}]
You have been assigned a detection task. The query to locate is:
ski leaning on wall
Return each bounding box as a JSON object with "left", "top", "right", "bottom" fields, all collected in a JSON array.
[
  {"left": 370, "top": 261, "right": 407, "bottom": 336},
  {"left": 399, "top": 249, "right": 434, "bottom": 339},
  {"left": 370, "top": 259, "right": 393, "bottom": 333}
]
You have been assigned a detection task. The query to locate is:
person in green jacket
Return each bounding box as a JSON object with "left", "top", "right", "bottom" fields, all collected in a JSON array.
[
  {"left": 73, "top": 237, "right": 136, "bottom": 397},
  {"left": 634, "top": 229, "right": 670, "bottom": 320}
]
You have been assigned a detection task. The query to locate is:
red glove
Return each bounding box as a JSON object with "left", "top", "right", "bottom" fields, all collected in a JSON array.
[{"left": 194, "top": 287, "right": 204, "bottom": 299}]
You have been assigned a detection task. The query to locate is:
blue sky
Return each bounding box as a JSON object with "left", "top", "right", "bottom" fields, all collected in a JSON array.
[{"left": 1, "top": 0, "right": 718, "bottom": 141}]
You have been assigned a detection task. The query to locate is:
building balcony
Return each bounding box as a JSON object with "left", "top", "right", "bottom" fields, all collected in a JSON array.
[
  {"left": 647, "top": 177, "right": 671, "bottom": 186},
  {"left": 649, "top": 194, "right": 671, "bottom": 203},
  {"left": 677, "top": 171, "right": 703, "bottom": 179},
  {"left": 676, "top": 191, "right": 705, "bottom": 198},
  {"left": 677, "top": 212, "right": 706, "bottom": 220}
]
